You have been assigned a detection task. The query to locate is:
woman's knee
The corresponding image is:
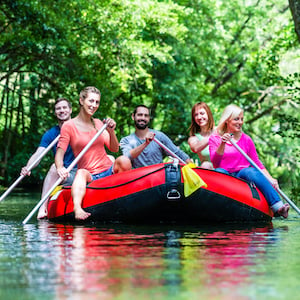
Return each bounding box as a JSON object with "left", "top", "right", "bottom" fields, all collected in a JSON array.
[
  {"left": 238, "top": 167, "right": 258, "bottom": 181},
  {"left": 114, "top": 156, "right": 132, "bottom": 173},
  {"left": 201, "top": 161, "right": 214, "bottom": 170},
  {"left": 74, "top": 169, "right": 92, "bottom": 182}
]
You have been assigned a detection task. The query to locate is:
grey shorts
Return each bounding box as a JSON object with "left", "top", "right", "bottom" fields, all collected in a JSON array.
[{"left": 62, "top": 168, "right": 77, "bottom": 186}]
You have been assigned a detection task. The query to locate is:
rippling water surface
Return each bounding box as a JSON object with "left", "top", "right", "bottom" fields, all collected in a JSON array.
[{"left": 0, "top": 192, "right": 299, "bottom": 300}]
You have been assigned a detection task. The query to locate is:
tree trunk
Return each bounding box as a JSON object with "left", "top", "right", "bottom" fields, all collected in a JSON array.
[{"left": 289, "top": 0, "right": 300, "bottom": 42}]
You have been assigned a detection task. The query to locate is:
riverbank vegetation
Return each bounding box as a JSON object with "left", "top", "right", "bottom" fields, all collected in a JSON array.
[{"left": 0, "top": 0, "right": 299, "bottom": 201}]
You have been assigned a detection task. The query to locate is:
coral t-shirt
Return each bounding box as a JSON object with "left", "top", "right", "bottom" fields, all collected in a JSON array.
[{"left": 58, "top": 119, "right": 113, "bottom": 174}]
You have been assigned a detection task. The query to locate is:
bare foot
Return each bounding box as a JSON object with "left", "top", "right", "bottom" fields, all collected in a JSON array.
[
  {"left": 37, "top": 207, "right": 48, "bottom": 219},
  {"left": 74, "top": 208, "right": 91, "bottom": 220},
  {"left": 277, "top": 203, "right": 290, "bottom": 218}
]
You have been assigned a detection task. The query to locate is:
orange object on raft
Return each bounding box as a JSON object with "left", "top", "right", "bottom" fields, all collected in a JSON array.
[{"left": 47, "top": 162, "right": 273, "bottom": 224}]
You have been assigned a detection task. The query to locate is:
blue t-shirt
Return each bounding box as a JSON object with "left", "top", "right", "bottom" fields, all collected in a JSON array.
[
  {"left": 39, "top": 125, "right": 75, "bottom": 168},
  {"left": 120, "top": 129, "right": 190, "bottom": 168}
]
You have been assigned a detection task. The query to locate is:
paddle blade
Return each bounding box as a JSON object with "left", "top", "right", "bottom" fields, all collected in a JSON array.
[{"left": 182, "top": 163, "right": 207, "bottom": 197}]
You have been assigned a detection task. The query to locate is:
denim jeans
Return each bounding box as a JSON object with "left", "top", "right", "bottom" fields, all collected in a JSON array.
[
  {"left": 91, "top": 166, "right": 113, "bottom": 181},
  {"left": 62, "top": 168, "right": 77, "bottom": 186},
  {"left": 215, "top": 167, "right": 281, "bottom": 210}
]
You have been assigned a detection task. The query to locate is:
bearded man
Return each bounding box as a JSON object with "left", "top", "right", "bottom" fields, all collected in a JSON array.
[{"left": 120, "top": 105, "right": 191, "bottom": 168}]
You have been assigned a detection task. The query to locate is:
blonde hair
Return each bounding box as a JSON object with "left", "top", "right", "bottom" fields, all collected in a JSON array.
[
  {"left": 79, "top": 86, "right": 101, "bottom": 104},
  {"left": 217, "top": 104, "right": 243, "bottom": 135}
]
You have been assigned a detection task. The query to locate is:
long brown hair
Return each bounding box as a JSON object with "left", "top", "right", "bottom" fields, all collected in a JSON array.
[{"left": 189, "top": 102, "right": 214, "bottom": 136}]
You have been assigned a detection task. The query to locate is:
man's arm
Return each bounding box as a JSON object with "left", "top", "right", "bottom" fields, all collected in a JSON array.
[
  {"left": 20, "top": 147, "right": 46, "bottom": 176},
  {"left": 158, "top": 132, "right": 190, "bottom": 163},
  {"left": 120, "top": 132, "right": 155, "bottom": 159},
  {"left": 130, "top": 131, "right": 155, "bottom": 159}
]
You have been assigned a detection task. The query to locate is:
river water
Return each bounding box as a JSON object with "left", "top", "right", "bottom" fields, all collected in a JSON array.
[{"left": 0, "top": 191, "right": 299, "bottom": 300}]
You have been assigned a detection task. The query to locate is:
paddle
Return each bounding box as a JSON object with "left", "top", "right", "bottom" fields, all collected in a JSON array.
[
  {"left": 0, "top": 135, "right": 60, "bottom": 203},
  {"left": 153, "top": 137, "right": 207, "bottom": 196},
  {"left": 230, "top": 138, "right": 300, "bottom": 215},
  {"left": 153, "top": 137, "right": 186, "bottom": 164},
  {"left": 22, "top": 123, "right": 108, "bottom": 225}
]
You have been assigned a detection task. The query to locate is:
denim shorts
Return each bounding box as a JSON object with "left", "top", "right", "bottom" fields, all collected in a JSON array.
[
  {"left": 62, "top": 168, "right": 77, "bottom": 186},
  {"left": 91, "top": 166, "right": 113, "bottom": 181}
]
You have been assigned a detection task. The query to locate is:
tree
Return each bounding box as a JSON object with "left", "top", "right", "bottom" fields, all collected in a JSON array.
[
  {"left": 289, "top": 0, "right": 300, "bottom": 42},
  {"left": 0, "top": 0, "right": 299, "bottom": 200}
]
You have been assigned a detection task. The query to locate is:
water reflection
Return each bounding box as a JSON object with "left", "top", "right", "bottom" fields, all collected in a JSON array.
[
  {"left": 1, "top": 192, "right": 296, "bottom": 300},
  {"left": 35, "top": 222, "right": 277, "bottom": 299}
]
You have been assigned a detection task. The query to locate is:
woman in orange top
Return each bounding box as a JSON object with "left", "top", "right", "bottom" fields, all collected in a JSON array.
[{"left": 55, "top": 86, "right": 131, "bottom": 220}]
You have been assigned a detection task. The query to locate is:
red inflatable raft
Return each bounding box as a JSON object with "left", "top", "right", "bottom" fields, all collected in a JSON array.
[{"left": 47, "top": 162, "right": 273, "bottom": 223}]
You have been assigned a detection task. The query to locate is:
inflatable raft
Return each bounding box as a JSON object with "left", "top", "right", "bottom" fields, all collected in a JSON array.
[{"left": 47, "top": 162, "right": 273, "bottom": 223}]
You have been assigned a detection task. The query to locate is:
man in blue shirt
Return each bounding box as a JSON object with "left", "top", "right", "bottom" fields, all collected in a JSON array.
[
  {"left": 21, "top": 98, "right": 76, "bottom": 219},
  {"left": 120, "top": 105, "right": 191, "bottom": 168}
]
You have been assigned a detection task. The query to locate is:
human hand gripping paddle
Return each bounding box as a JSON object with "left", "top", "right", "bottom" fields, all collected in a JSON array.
[
  {"left": 0, "top": 135, "right": 61, "bottom": 203},
  {"left": 153, "top": 137, "right": 207, "bottom": 197},
  {"left": 229, "top": 138, "right": 300, "bottom": 215},
  {"left": 22, "top": 123, "right": 108, "bottom": 225}
]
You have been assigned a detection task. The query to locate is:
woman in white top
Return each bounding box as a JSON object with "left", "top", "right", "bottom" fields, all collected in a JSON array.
[{"left": 188, "top": 102, "right": 215, "bottom": 169}]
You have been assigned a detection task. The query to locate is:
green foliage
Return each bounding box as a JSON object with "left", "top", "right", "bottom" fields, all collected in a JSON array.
[{"left": 0, "top": 0, "right": 299, "bottom": 202}]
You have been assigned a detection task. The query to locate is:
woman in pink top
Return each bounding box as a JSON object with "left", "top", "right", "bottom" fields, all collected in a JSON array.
[
  {"left": 209, "top": 104, "right": 289, "bottom": 218},
  {"left": 55, "top": 86, "right": 131, "bottom": 220}
]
